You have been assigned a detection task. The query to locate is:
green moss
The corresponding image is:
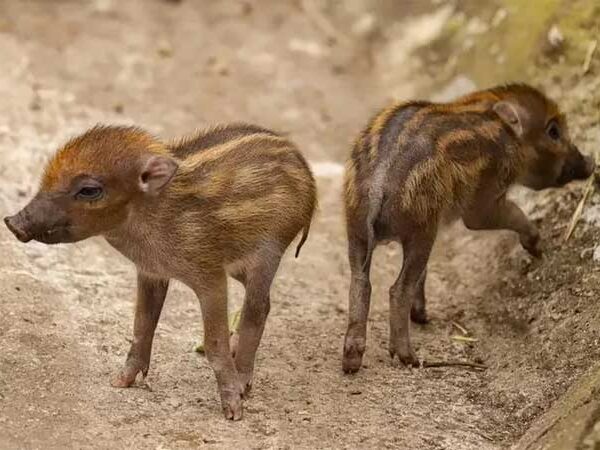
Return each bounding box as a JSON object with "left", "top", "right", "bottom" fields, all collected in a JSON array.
[
  {"left": 461, "top": 0, "right": 560, "bottom": 85},
  {"left": 556, "top": 0, "right": 600, "bottom": 63},
  {"left": 442, "top": 0, "right": 599, "bottom": 87}
]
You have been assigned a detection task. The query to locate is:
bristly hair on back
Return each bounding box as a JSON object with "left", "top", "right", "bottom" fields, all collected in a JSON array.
[{"left": 170, "top": 123, "right": 282, "bottom": 159}]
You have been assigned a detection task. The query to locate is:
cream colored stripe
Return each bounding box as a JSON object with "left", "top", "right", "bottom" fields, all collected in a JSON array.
[
  {"left": 177, "top": 134, "right": 289, "bottom": 172},
  {"left": 437, "top": 121, "right": 504, "bottom": 156},
  {"left": 368, "top": 102, "right": 402, "bottom": 163}
]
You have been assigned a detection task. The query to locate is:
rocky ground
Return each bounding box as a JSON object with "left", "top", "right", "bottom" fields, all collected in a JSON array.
[{"left": 0, "top": 1, "right": 599, "bottom": 449}]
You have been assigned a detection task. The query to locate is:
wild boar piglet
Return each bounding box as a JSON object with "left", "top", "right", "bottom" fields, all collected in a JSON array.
[
  {"left": 342, "top": 83, "right": 595, "bottom": 373},
  {"left": 4, "top": 124, "right": 317, "bottom": 420}
]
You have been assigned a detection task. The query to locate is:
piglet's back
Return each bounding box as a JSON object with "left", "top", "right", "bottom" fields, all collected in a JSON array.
[{"left": 166, "top": 124, "right": 317, "bottom": 259}]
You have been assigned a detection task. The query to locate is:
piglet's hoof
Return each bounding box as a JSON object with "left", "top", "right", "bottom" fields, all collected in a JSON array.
[
  {"left": 520, "top": 233, "right": 542, "bottom": 258},
  {"left": 410, "top": 307, "right": 429, "bottom": 324},
  {"left": 389, "top": 344, "right": 419, "bottom": 367},
  {"left": 342, "top": 336, "right": 366, "bottom": 374},
  {"left": 111, "top": 363, "right": 146, "bottom": 388},
  {"left": 111, "top": 371, "right": 138, "bottom": 388},
  {"left": 220, "top": 388, "right": 244, "bottom": 421}
]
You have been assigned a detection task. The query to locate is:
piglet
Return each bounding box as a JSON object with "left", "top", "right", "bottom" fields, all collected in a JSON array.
[
  {"left": 5, "top": 124, "right": 317, "bottom": 420},
  {"left": 342, "top": 84, "right": 594, "bottom": 373}
]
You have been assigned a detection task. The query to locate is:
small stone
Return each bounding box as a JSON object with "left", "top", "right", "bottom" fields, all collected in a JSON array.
[
  {"left": 550, "top": 312, "right": 562, "bottom": 321},
  {"left": 491, "top": 9, "right": 508, "bottom": 27},
  {"left": 206, "top": 57, "right": 229, "bottom": 76},
  {"left": 351, "top": 14, "right": 377, "bottom": 37},
  {"left": 465, "top": 17, "right": 489, "bottom": 36},
  {"left": 547, "top": 25, "right": 564, "bottom": 50},
  {"left": 288, "top": 39, "right": 326, "bottom": 58},
  {"left": 582, "top": 205, "right": 600, "bottom": 226},
  {"left": 157, "top": 40, "right": 173, "bottom": 58},
  {"left": 593, "top": 245, "right": 600, "bottom": 263},
  {"left": 167, "top": 398, "right": 182, "bottom": 409}
]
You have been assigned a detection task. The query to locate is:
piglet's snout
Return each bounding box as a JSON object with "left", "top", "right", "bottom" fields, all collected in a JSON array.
[
  {"left": 583, "top": 155, "right": 596, "bottom": 177},
  {"left": 4, "top": 213, "right": 33, "bottom": 243}
]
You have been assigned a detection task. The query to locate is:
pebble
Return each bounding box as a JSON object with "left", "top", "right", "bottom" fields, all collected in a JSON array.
[
  {"left": 465, "top": 17, "right": 489, "bottom": 36},
  {"left": 547, "top": 25, "right": 564, "bottom": 50},
  {"left": 352, "top": 14, "right": 376, "bottom": 37},
  {"left": 167, "top": 398, "right": 182, "bottom": 409},
  {"left": 288, "top": 39, "right": 326, "bottom": 58},
  {"left": 491, "top": 9, "right": 508, "bottom": 28},
  {"left": 583, "top": 205, "right": 600, "bottom": 227},
  {"left": 593, "top": 245, "right": 600, "bottom": 263}
]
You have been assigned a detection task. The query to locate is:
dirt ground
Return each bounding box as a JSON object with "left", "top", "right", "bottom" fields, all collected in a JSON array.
[{"left": 1, "top": 1, "right": 600, "bottom": 449}]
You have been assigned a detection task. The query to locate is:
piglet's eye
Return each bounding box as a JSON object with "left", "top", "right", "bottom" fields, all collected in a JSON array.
[
  {"left": 547, "top": 122, "right": 561, "bottom": 140},
  {"left": 76, "top": 186, "right": 103, "bottom": 201}
]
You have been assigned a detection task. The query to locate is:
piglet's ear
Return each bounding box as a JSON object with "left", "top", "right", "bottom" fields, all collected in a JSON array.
[
  {"left": 139, "top": 155, "right": 178, "bottom": 195},
  {"left": 493, "top": 101, "right": 527, "bottom": 137},
  {"left": 494, "top": 100, "right": 529, "bottom": 137}
]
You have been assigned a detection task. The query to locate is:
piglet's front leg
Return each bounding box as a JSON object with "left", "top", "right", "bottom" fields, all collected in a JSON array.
[
  {"left": 463, "top": 197, "right": 541, "bottom": 257},
  {"left": 112, "top": 273, "right": 169, "bottom": 388},
  {"left": 194, "top": 271, "right": 245, "bottom": 421}
]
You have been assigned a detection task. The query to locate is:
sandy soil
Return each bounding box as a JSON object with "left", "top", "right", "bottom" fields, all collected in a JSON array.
[{"left": 1, "top": 1, "right": 600, "bottom": 449}]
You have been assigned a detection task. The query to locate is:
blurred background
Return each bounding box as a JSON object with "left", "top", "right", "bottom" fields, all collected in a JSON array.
[
  {"left": 0, "top": 1, "right": 599, "bottom": 449},
  {"left": 1, "top": 0, "right": 597, "bottom": 166}
]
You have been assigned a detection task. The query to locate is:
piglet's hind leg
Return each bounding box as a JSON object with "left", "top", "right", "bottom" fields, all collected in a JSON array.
[
  {"left": 343, "top": 235, "right": 373, "bottom": 374},
  {"left": 389, "top": 228, "right": 434, "bottom": 367},
  {"left": 232, "top": 249, "right": 281, "bottom": 395},
  {"left": 195, "top": 271, "right": 244, "bottom": 421}
]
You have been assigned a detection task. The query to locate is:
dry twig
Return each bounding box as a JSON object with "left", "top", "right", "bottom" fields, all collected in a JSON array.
[
  {"left": 451, "top": 321, "right": 469, "bottom": 335},
  {"left": 582, "top": 39, "right": 598, "bottom": 75},
  {"left": 422, "top": 360, "right": 487, "bottom": 370},
  {"left": 451, "top": 335, "right": 478, "bottom": 343},
  {"left": 229, "top": 308, "right": 242, "bottom": 333},
  {"left": 563, "top": 174, "right": 595, "bottom": 242}
]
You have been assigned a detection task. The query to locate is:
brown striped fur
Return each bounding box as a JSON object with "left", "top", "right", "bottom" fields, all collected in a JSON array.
[
  {"left": 4, "top": 123, "right": 317, "bottom": 420},
  {"left": 342, "top": 83, "right": 594, "bottom": 373}
]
